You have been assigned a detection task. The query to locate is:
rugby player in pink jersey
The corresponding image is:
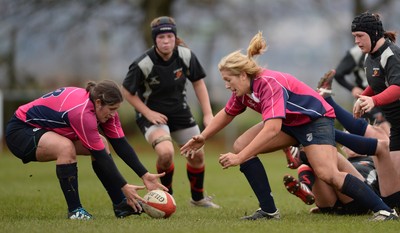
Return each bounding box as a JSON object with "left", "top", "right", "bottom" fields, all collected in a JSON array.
[
  {"left": 181, "top": 32, "right": 398, "bottom": 221},
  {"left": 6, "top": 80, "right": 167, "bottom": 219}
]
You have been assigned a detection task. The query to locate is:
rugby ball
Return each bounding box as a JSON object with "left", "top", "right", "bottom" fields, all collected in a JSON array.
[{"left": 142, "top": 190, "right": 176, "bottom": 218}]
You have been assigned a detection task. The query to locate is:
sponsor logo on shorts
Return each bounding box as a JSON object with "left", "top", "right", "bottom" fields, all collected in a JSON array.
[{"left": 306, "top": 133, "right": 313, "bottom": 142}]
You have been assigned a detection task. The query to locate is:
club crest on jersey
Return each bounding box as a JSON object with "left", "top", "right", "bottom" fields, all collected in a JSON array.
[
  {"left": 174, "top": 68, "right": 183, "bottom": 80},
  {"left": 246, "top": 99, "right": 257, "bottom": 108},
  {"left": 372, "top": 67, "right": 380, "bottom": 77}
]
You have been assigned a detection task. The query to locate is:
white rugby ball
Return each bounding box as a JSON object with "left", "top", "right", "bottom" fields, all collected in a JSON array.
[{"left": 142, "top": 190, "right": 176, "bottom": 218}]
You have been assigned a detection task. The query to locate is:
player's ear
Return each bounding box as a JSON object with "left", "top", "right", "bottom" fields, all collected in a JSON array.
[
  {"left": 240, "top": 71, "right": 248, "bottom": 81},
  {"left": 94, "top": 99, "right": 102, "bottom": 109}
]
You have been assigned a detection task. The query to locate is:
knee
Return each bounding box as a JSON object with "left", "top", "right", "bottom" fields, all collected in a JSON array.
[
  {"left": 376, "top": 139, "right": 390, "bottom": 156},
  {"left": 155, "top": 144, "right": 174, "bottom": 168},
  {"left": 57, "top": 140, "right": 77, "bottom": 161},
  {"left": 313, "top": 168, "right": 335, "bottom": 185}
]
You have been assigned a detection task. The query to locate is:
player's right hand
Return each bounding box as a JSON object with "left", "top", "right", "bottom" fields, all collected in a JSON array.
[{"left": 180, "top": 135, "right": 205, "bottom": 159}]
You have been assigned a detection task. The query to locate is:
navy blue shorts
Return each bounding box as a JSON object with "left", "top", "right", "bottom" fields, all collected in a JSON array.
[
  {"left": 5, "top": 115, "right": 48, "bottom": 163},
  {"left": 281, "top": 117, "right": 336, "bottom": 147}
]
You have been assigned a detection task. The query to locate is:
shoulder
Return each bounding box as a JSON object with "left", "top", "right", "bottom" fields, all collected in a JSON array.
[
  {"left": 380, "top": 42, "right": 400, "bottom": 68},
  {"left": 130, "top": 48, "right": 154, "bottom": 67},
  {"left": 177, "top": 46, "right": 192, "bottom": 67},
  {"left": 134, "top": 48, "right": 157, "bottom": 77}
]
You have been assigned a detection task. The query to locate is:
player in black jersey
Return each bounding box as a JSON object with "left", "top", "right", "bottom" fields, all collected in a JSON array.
[
  {"left": 334, "top": 45, "right": 367, "bottom": 98},
  {"left": 122, "top": 16, "right": 219, "bottom": 208},
  {"left": 352, "top": 12, "right": 400, "bottom": 172},
  {"left": 333, "top": 45, "right": 383, "bottom": 124}
]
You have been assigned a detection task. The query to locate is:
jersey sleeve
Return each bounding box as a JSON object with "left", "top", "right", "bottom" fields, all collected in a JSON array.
[
  {"left": 224, "top": 93, "right": 247, "bottom": 116},
  {"left": 122, "top": 62, "right": 144, "bottom": 95},
  {"left": 100, "top": 112, "right": 125, "bottom": 139},
  {"left": 187, "top": 52, "right": 206, "bottom": 82},
  {"left": 334, "top": 51, "right": 358, "bottom": 91},
  {"left": 68, "top": 101, "right": 106, "bottom": 151},
  {"left": 385, "top": 54, "right": 400, "bottom": 86},
  {"left": 258, "top": 81, "right": 286, "bottom": 121}
]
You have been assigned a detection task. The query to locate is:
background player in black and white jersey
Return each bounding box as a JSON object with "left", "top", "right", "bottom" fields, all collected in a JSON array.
[
  {"left": 333, "top": 45, "right": 384, "bottom": 124},
  {"left": 334, "top": 45, "right": 367, "bottom": 99},
  {"left": 122, "top": 16, "right": 219, "bottom": 208}
]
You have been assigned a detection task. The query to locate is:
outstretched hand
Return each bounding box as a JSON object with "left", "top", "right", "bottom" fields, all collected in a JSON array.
[
  {"left": 142, "top": 172, "right": 168, "bottom": 192},
  {"left": 121, "top": 184, "right": 146, "bottom": 213},
  {"left": 180, "top": 135, "right": 205, "bottom": 159}
]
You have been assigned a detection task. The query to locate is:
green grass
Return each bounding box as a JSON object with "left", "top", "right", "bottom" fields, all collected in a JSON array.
[{"left": 0, "top": 137, "right": 399, "bottom": 233}]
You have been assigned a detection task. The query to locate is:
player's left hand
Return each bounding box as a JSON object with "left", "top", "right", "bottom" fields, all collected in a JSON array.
[
  {"left": 141, "top": 172, "right": 168, "bottom": 192},
  {"left": 219, "top": 152, "right": 241, "bottom": 169}
]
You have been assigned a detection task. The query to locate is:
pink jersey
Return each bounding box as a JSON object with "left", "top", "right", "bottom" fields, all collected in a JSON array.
[
  {"left": 15, "top": 87, "right": 124, "bottom": 151},
  {"left": 225, "top": 69, "right": 335, "bottom": 126}
]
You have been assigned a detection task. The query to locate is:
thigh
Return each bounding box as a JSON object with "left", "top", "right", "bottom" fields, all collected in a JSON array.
[
  {"left": 258, "top": 131, "right": 297, "bottom": 153},
  {"left": 304, "top": 145, "right": 340, "bottom": 183},
  {"left": 234, "top": 122, "right": 297, "bottom": 153},
  {"left": 233, "top": 122, "right": 263, "bottom": 152},
  {"left": 73, "top": 140, "right": 91, "bottom": 155},
  {"left": 144, "top": 124, "right": 170, "bottom": 143},
  {"left": 337, "top": 153, "right": 364, "bottom": 181},
  {"left": 36, "top": 131, "right": 76, "bottom": 162},
  {"left": 171, "top": 125, "right": 200, "bottom": 146}
]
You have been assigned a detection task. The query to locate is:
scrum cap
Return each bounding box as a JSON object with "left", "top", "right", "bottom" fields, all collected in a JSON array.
[
  {"left": 151, "top": 16, "right": 177, "bottom": 43},
  {"left": 351, "top": 12, "right": 384, "bottom": 52}
]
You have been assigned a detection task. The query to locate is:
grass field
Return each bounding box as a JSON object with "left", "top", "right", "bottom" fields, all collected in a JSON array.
[{"left": 0, "top": 137, "right": 399, "bottom": 233}]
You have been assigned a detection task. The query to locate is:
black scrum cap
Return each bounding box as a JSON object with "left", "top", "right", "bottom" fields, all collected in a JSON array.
[
  {"left": 351, "top": 12, "right": 384, "bottom": 52},
  {"left": 151, "top": 16, "right": 177, "bottom": 44}
]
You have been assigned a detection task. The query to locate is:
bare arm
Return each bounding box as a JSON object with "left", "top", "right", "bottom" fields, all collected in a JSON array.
[
  {"left": 219, "top": 118, "right": 282, "bottom": 168},
  {"left": 192, "top": 79, "right": 213, "bottom": 127},
  {"left": 122, "top": 87, "right": 168, "bottom": 125},
  {"left": 180, "top": 109, "right": 234, "bottom": 157}
]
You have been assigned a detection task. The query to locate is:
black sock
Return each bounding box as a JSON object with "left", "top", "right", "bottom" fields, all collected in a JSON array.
[
  {"left": 341, "top": 174, "right": 391, "bottom": 212},
  {"left": 187, "top": 164, "right": 205, "bottom": 201},
  {"left": 157, "top": 163, "right": 174, "bottom": 195},
  {"left": 56, "top": 163, "right": 81, "bottom": 212},
  {"left": 382, "top": 191, "right": 400, "bottom": 209},
  {"left": 240, "top": 157, "right": 277, "bottom": 213},
  {"left": 92, "top": 158, "right": 125, "bottom": 205}
]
